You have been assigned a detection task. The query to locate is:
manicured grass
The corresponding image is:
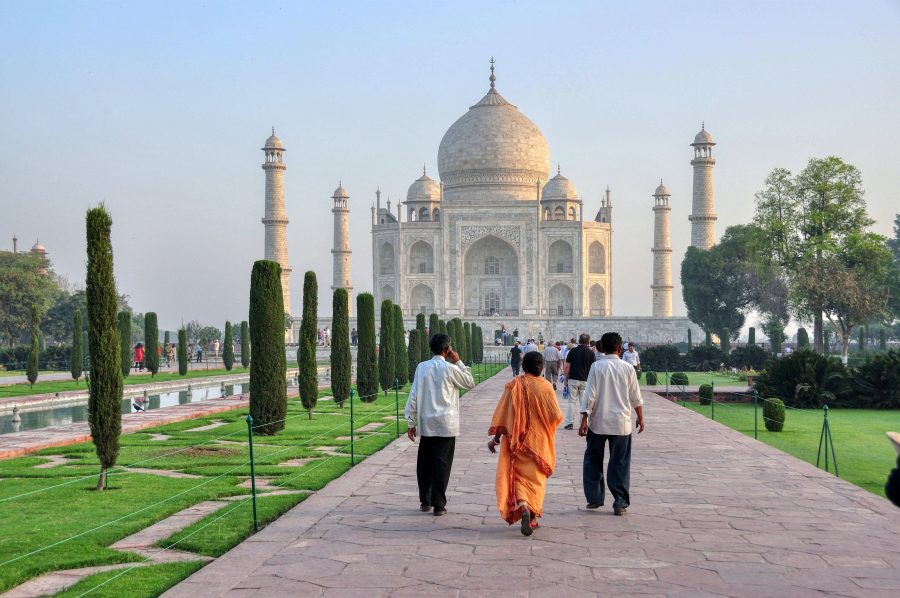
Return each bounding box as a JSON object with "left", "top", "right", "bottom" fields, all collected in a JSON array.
[
  {"left": 55, "top": 561, "right": 205, "bottom": 598},
  {"left": 640, "top": 371, "right": 748, "bottom": 388},
  {"left": 0, "top": 362, "right": 506, "bottom": 595},
  {"left": 682, "top": 400, "right": 900, "bottom": 496},
  {"left": 0, "top": 367, "right": 250, "bottom": 399}
]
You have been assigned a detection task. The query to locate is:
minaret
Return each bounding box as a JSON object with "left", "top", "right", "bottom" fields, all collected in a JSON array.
[
  {"left": 651, "top": 180, "right": 673, "bottom": 317},
  {"left": 331, "top": 183, "right": 353, "bottom": 315},
  {"left": 261, "top": 129, "right": 293, "bottom": 337},
  {"left": 689, "top": 123, "right": 717, "bottom": 249},
  {"left": 12, "top": 234, "right": 17, "bottom": 253},
  {"left": 595, "top": 185, "right": 613, "bottom": 223}
]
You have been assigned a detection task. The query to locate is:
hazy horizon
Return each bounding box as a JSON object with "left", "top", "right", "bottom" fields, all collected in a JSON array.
[{"left": 2, "top": 1, "right": 898, "bottom": 334}]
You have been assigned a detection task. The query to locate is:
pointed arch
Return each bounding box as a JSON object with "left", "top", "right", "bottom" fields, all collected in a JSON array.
[
  {"left": 548, "top": 239, "right": 573, "bottom": 274},
  {"left": 588, "top": 241, "right": 605, "bottom": 274},
  {"left": 409, "top": 241, "right": 434, "bottom": 274}
]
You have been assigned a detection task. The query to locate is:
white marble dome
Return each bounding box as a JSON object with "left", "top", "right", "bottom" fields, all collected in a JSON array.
[
  {"left": 406, "top": 172, "right": 441, "bottom": 202},
  {"left": 692, "top": 127, "right": 714, "bottom": 145},
  {"left": 332, "top": 184, "right": 349, "bottom": 199},
  {"left": 654, "top": 181, "right": 670, "bottom": 196},
  {"left": 542, "top": 172, "right": 578, "bottom": 200},
  {"left": 264, "top": 132, "right": 284, "bottom": 150},
  {"left": 437, "top": 81, "right": 551, "bottom": 200}
]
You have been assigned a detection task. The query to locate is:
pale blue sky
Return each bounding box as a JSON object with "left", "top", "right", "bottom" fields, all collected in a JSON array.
[{"left": 2, "top": 1, "right": 898, "bottom": 332}]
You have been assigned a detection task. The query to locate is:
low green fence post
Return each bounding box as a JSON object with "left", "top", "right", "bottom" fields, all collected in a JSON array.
[
  {"left": 665, "top": 369, "right": 669, "bottom": 402},
  {"left": 711, "top": 381, "right": 715, "bottom": 421},
  {"left": 753, "top": 389, "right": 759, "bottom": 440},
  {"left": 349, "top": 388, "right": 355, "bottom": 465},
  {"left": 394, "top": 377, "right": 400, "bottom": 438},
  {"left": 816, "top": 404, "right": 839, "bottom": 476},
  {"left": 245, "top": 414, "right": 259, "bottom": 532}
]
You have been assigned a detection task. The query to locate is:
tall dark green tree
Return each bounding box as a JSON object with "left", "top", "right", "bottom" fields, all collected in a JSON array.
[
  {"left": 687, "top": 328, "right": 693, "bottom": 351},
  {"left": 117, "top": 311, "right": 131, "bottom": 378},
  {"left": 297, "top": 271, "right": 318, "bottom": 418},
  {"left": 249, "top": 260, "right": 287, "bottom": 435},
  {"left": 705, "top": 330, "right": 712, "bottom": 348},
  {"left": 463, "top": 322, "right": 472, "bottom": 364},
  {"left": 428, "top": 313, "right": 440, "bottom": 344},
  {"left": 27, "top": 306, "right": 39, "bottom": 387},
  {"left": 240, "top": 320, "right": 250, "bottom": 367},
  {"left": 71, "top": 309, "right": 83, "bottom": 382},
  {"left": 85, "top": 205, "right": 123, "bottom": 490},
  {"left": 417, "top": 313, "right": 428, "bottom": 363},
  {"left": 144, "top": 312, "right": 159, "bottom": 377},
  {"left": 393, "top": 304, "right": 407, "bottom": 386},
  {"left": 408, "top": 329, "right": 422, "bottom": 382},
  {"left": 748, "top": 327, "right": 756, "bottom": 347},
  {"left": 797, "top": 327, "right": 810, "bottom": 349},
  {"left": 720, "top": 327, "right": 731, "bottom": 355},
  {"left": 177, "top": 328, "right": 188, "bottom": 375},
  {"left": 356, "top": 293, "right": 378, "bottom": 401},
  {"left": 331, "top": 289, "right": 351, "bottom": 408},
  {"left": 439, "top": 319, "right": 447, "bottom": 335},
  {"left": 222, "top": 321, "right": 234, "bottom": 371},
  {"left": 378, "top": 300, "right": 395, "bottom": 394}
]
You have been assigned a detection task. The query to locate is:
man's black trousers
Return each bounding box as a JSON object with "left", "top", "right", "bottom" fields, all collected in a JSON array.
[{"left": 417, "top": 436, "right": 456, "bottom": 509}]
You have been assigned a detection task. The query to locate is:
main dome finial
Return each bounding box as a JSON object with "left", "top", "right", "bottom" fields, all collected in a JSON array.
[{"left": 489, "top": 57, "right": 496, "bottom": 89}]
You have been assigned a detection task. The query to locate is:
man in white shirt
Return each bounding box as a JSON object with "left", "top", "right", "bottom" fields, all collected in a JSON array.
[
  {"left": 622, "top": 343, "right": 640, "bottom": 374},
  {"left": 524, "top": 339, "right": 539, "bottom": 354},
  {"left": 405, "top": 333, "right": 475, "bottom": 516},
  {"left": 579, "top": 332, "right": 645, "bottom": 516}
]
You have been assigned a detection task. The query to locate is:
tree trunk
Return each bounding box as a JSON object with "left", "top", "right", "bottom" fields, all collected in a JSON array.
[
  {"left": 840, "top": 331, "right": 850, "bottom": 365},
  {"left": 814, "top": 311, "right": 824, "bottom": 353},
  {"left": 96, "top": 466, "right": 106, "bottom": 490}
]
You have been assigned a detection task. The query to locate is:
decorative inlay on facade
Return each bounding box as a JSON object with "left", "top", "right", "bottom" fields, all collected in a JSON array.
[
  {"left": 442, "top": 167, "right": 549, "bottom": 187},
  {"left": 460, "top": 225, "right": 521, "bottom": 250}
]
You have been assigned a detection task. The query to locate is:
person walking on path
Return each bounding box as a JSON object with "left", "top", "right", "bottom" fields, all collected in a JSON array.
[
  {"left": 622, "top": 343, "right": 640, "bottom": 376},
  {"left": 579, "top": 332, "right": 645, "bottom": 515},
  {"left": 487, "top": 351, "right": 563, "bottom": 536},
  {"left": 524, "top": 339, "right": 539, "bottom": 354},
  {"left": 133, "top": 343, "right": 144, "bottom": 372},
  {"left": 509, "top": 341, "right": 523, "bottom": 376},
  {"left": 542, "top": 341, "right": 561, "bottom": 390},
  {"left": 166, "top": 343, "right": 175, "bottom": 367},
  {"left": 405, "top": 333, "right": 475, "bottom": 516},
  {"left": 351, "top": 328, "right": 358, "bottom": 347},
  {"left": 562, "top": 334, "right": 594, "bottom": 430}
]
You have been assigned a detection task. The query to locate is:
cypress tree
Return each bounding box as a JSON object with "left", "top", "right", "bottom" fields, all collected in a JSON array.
[
  {"left": 71, "top": 310, "right": 83, "bottom": 382},
  {"left": 144, "top": 312, "right": 159, "bottom": 377},
  {"left": 797, "top": 327, "right": 810, "bottom": 350},
  {"left": 475, "top": 325, "right": 484, "bottom": 362},
  {"left": 769, "top": 323, "right": 783, "bottom": 355},
  {"left": 705, "top": 330, "right": 712, "bottom": 348},
  {"left": 463, "top": 322, "right": 472, "bottom": 364},
  {"left": 438, "top": 319, "right": 447, "bottom": 335},
  {"left": 408, "top": 328, "right": 422, "bottom": 383},
  {"left": 177, "top": 328, "right": 188, "bottom": 375},
  {"left": 297, "top": 271, "right": 318, "bottom": 418},
  {"left": 428, "top": 313, "right": 440, "bottom": 344},
  {"left": 720, "top": 328, "right": 731, "bottom": 355},
  {"left": 687, "top": 328, "right": 693, "bottom": 351},
  {"left": 85, "top": 205, "right": 123, "bottom": 490},
  {"left": 331, "top": 288, "right": 351, "bottom": 408},
  {"left": 249, "top": 260, "right": 287, "bottom": 435},
  {"left": 356, "top": 293, "right": 378, "bottom": 401},
  {"left": 393, "top": 304, "right": 407, "bottom": 386},
  {"left": 378, "top": 300, "right": 395, "bottom": 394},
  {"left": 748, "top": 327, "right": 756, "bottom": 347},
  {"left": 451, "top": 319, "right": 464, "bottom": 361},
  {"left": 240, "top": 320, "right": 250, "bottom": 367},
  {"left": 27, "top": 306, "right": 39, "bottom": 387},
  {"left": 417, "top": 313, "right": 428, "bottom": 363},
  {"left": 222, "top": 321, "right": 234, "bottom": 371},
  {"left": 117, "top": 311, "right": 131, "bottom": 378}
]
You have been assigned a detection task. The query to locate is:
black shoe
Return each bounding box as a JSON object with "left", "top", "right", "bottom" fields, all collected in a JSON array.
[
  {"left": 614, "top": 507, "right": 627, "bottom": 516},
  {"left": 433, "top": 507, "right": 447, "bottom": 516},
  {"left": 553, "top": 384, "right": 557, "bottom": 390},
  {"left": 420, "top": 504, "right": 432, "bottom": 512},
  {"left": 520, "top": 509, "right": 533, "bottom": 536},
  {"left": 586, "top": 503, "right": 602, "bottom": 509},
  {"left": 564, "top": 424, "right": 573, "bottom": 430}
]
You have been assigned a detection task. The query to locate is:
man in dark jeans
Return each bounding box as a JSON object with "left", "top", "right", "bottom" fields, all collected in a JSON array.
[
  {"left": 405, "top": 333, "right": 475, "bottom": 516},
  {"left": 579, "top": 332, "right": 644, "bottom": 515},
  {"left": 509, "top": 341, "right": 523, "bottom": 376}
]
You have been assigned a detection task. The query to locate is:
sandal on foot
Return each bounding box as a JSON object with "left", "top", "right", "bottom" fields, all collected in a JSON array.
[{"left": 520, "top": 509, "right": 533, "bottom": 536}]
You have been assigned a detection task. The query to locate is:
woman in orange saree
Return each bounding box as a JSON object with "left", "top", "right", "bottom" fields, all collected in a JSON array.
[{"left": 488, "top": 351, "right": 564, "bottom": 536}]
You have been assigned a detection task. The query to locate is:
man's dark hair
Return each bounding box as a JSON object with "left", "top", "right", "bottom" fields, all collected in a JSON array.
[
  {"left": 600, "top": 332, "right": 623, "bottom": 354},
  {"left": 578, "top": 333, "right": 590, "bottom": 345},
  {"left": 522, "top": 351, "right": 544, "bottom": 376},
  {"left": 429, "top": 333, "right": 451, "bottom": 355},
  {"left": 589, "top": 340, "right": 596, "bottom": 348}
]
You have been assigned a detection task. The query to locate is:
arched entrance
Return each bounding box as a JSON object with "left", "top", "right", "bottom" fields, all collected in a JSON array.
[
  {"left": 409, "top": 284, "right": 435, "bottom": 315},
  {"left": 463, "top": 235, "right": 519, "bottom": 316}
]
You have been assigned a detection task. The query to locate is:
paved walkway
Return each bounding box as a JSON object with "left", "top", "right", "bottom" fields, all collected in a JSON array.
[{"left": 166, "top": 368, "right": 900, "bottom": 597}]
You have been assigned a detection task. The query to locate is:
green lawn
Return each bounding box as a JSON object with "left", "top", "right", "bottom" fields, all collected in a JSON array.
[
  {"left": 640, "top": 371, "right": 748, "bottom": 388},
  {"left": 0, "top": 367, "right": 251, "bottom": 399},
  {"left": 682, "top": 400, "right": 900, "bottom": 496},
  {"left": 0, "top": 363, "right": 506, "bottom": 596}
]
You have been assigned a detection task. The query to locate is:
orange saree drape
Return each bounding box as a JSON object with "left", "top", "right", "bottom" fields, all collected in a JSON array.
[{"left": 489, "top": 374, "right": 563, "bottom": 524}]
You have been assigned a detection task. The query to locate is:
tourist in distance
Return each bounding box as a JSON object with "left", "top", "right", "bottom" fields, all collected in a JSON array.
[
  {"left": 579, "top": 332, "right": 645, "bottom": 515},
  {"left": 563, "top": 334, "right": 594, "bottom": 430},
  {"left": 133, "top": 342, "right": 144, "bottom": 372},
  {"left": 509, "top": 341, "right": 522, "bottom": 376},
  {"left": 542, "top": 340, "right": 561, "bottom": 390},
  {"left": 404, "top": 333, "right": 475, "bottom": 516},
  {"left": 488, "top": 351, "right": 563, "bottom": 536},
  {"left": 350, "top": 327, "right": 358, "bottom": 346},
  {"left": 622, "top": 343, "right": 640, "bottom": 376},
  {"left": 524, "top": 338, "right": 539, "bottom": 353}
]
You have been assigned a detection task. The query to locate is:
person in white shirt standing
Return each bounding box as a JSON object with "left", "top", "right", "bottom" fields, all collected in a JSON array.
[
  {"left": 405, "top": 333, "right": 475, "bottom": 516},
  {"left": 622, "top": 343, "right": 640, "bottom": 375},
  {"left": 579, "top": 332, "right": 645, "bottom": 516}
]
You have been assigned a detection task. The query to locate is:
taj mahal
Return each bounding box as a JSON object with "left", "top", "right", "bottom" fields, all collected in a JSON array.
[{"left": 267, "top": 63, "right": 709, "bottom": 343}]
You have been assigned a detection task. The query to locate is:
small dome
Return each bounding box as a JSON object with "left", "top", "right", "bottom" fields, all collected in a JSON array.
[
  {"left": 406, "top": 172, "right": 441, "bottom": 202},
  {"left": 692, "top": 126, "right": 714, "bottom": 145},
  {"left": 654, "top": 181, "right": 670, "bottom": 197},
  {"left": 31, "top": 241, "right": 46, "bottom": 255},
  {"left": 263, "top": 130, "right": 284, "bottom": 150},
  {"left": 541, "top": 172, "right": 578, "bottom": 201},
  {"left": 332, "top": 184, "right": 349, "bottom": 199}
]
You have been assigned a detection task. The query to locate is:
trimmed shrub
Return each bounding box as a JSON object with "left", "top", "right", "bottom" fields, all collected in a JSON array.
[
  {"left": 144, "top": 312, "right": 159, "bottom": 376},
  {"left": 71, "top": 310, "right": 83, "bottom": 382},
  {"left": 670, "top": 372, "right": 689, "bottom": 386},
  {"left": 753, "top": 349, "right": 849, "bottom": 408},
  {"left": 641, "top": 344, "right": 681, "bottom": 372},
  {"left": 378, "top": 300, "right": 395, "bottom": 395},
  {"left": 463, "top": 322, "right": 472, "bottom": 364},
  {"left": 416, "top": 313, "right": 428, "bottom": 364},
  {"left": 407, "top": 328, "right": 422, "bottom": 383},
  {"left": 297, "top": 271, "right": 318, "bottom": 417},
  {"left": 646, "top": 371, "right": 658, "bottom": 385},
  {"left": 27, "top": 307, "right": 39, "bottom": 387},
  {"left": 851, "top": 349, "right": 900, "bottom": 408},
  {"left": 249, "top": 260, "right": 288, "bottom": 435},
  {"left": 720, "top": 328, "right": 731, "bottom": 355},
  {"left": 222, "top": 321, "right": 234, "bottom": 371},
  {"left": 117, "top": 311, "right": 131, "bottom": 378},
  {"left": 698, "top": 383, "right": 713, "bottom": 405},
  {"left": 330, "top": 288, "right": 351, "bottom": 408},
  {"left": 797, "top": 327, "right": 810, "bottom": 350},
  {"left": 763, "top": 397, "right": 785, "bottom": 432},
  {"left": 687, "top": 329, "right": 692, "bottom": 351},
  {"left": 177, "top": 328, "right": 188, "bottom": 375},
  {"left": 428, "top": 314, "right": 440, "bottom": 344},
  {"left": 684, "top": 346, "right": 724, "bottom": 371},
  {"left": 728, "top": 345, "right": 769, "bottom": 371},
  {"left": 748, "top": 326, "right": 756, "bottom": 347},
  {"left": 356, "top": 293, "right": 378, "bottom": 401},
  {"left": 393, "top": 304, "right": 407, "bottom": 386},
  {"left": 240, "top": 320, "right": 250, "bottom": 367},
  {"left": 85, "top": 205, "right": 123, "bottom": 489},
  {"left": 767, "top": 322, "right": 785, "bottom": 354}
]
